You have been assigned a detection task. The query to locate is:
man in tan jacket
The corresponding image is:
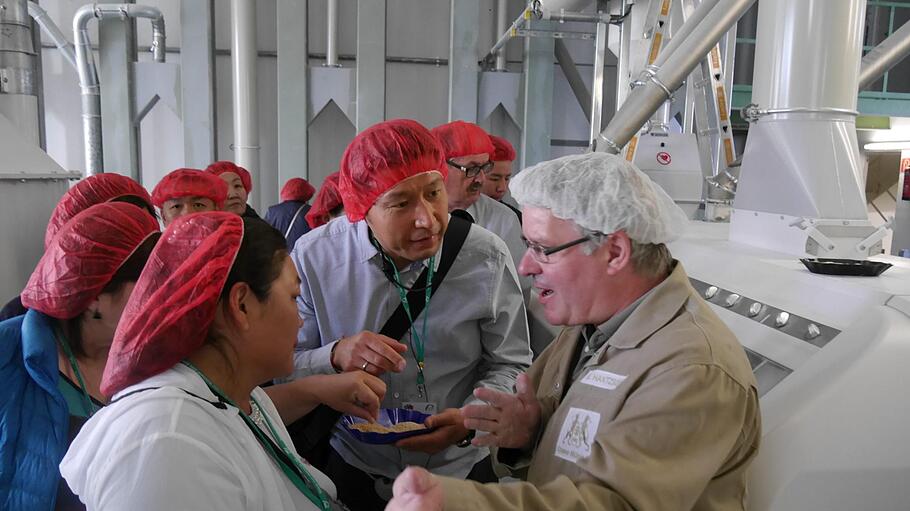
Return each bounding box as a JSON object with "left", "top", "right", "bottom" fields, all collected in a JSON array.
[{"left": 386, "top": 152, "right": 761, "bottom": 511}]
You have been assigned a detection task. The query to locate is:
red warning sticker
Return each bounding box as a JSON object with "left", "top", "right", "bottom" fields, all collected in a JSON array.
[{"left": 656, "top": 151, "right": 672, "bottom": 166}]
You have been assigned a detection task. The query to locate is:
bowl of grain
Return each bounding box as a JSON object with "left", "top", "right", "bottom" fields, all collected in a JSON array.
[{"left": 341, "top": 408, "right": 435, "bottom": 444}]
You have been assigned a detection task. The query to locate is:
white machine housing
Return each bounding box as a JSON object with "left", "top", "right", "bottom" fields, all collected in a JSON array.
[{"left": 671, "top": 221, "right": 910, "bottom": 510}]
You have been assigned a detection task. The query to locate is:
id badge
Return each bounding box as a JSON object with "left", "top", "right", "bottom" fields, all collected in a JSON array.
[{"left": 401, "top": 401, "right": 437, "bottom": 415}]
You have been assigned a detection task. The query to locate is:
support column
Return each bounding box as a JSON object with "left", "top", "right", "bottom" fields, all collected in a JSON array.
[
  {"left": 180, "top": 0, "right": 216, "bottom": 169},
  {"left": 520, "top": 21, "right": 555, "bottom": 169},
  {"left": 356, "top": 0, "right": 386, "bottom": 132},
  {"left": 589, "top": 19, "right": 609, "bottom": 145},
  {"left": 99, "top": 9, "right": 138, "bottom": 178},
  {"left": 231, "top": 0, "right": 261, "bottom": 208},
  {"left": 277, "top": 0, "right": 309, "bottom": 183},
  {"left": 448, "top": 0, "right": 480, "bottom": 122}
]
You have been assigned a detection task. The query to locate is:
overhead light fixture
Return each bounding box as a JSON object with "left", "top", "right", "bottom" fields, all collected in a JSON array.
[{"left": 863, "top": 141, "right": 910, "bottom": 152}]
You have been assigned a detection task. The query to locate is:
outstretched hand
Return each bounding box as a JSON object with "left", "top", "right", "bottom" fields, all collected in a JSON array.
[{"left": 461, "top": 373, "right": 541, "bottom": 449}]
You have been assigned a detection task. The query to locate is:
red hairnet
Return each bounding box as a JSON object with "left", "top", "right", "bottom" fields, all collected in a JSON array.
[
  {"left": 45, "top": 173, "right": 151, "bottom": 249},
  {"left": 306, "top": 172, "right": 343, "bottom": 229},
  {"left": 101, "top": 212, "right": 244, "bottom": 397},
  {"left": 151, "top": 168, "right": 228, "bottom": 209},
  {"left": 22, "top": 202, "right": 160, "bottom": 320},
  {"left": 339, "top": 119, "right": 447, "bottom": 222},
  {"left": 489, "top": 135, "right": 516, "bottom": 162},
  {"left": 431, "top": 121, "right": 495, "bottom": 160},
  {"left": 280, "top": 177, "right": 316, "bottom": 203},
  {"left": 206, "top": 160, "right": 253, "bottom": 193}
]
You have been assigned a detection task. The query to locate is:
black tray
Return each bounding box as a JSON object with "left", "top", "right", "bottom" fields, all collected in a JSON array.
[{"left": 800, "top": 258, "right": 893, "bottom": 277}]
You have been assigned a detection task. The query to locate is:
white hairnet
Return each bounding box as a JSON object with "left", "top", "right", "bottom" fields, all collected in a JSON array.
[{"left": 509, "top": 152, "right": 688, "bottom": 244}]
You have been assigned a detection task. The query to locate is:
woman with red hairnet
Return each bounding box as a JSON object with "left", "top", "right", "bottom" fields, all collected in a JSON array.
[
  {"left": 0, "top": 173, "right": 155, "bottom": 322},
  {"left": 206, "top": 160, "right": 262, "bottom": 219},
  {"left": 265, "top": 177, "right": 316, "bottom": 249},
  {"left": 60, "top": 213, "right": 363, "bottom": 510},
  {"left": 0, "top": 202, "right": 160, "bottom": 511},
  {"left": 306, "top": 172, "right": 345, "bottom": 229}
]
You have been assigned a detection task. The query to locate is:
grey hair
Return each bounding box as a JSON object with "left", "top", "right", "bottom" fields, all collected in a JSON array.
[{"left": 577, "top": 226, "right": 673, "bottom": 278}]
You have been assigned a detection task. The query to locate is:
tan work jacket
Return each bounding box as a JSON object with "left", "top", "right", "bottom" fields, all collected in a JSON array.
[{"left": 440, "top": 262, "right": 761, "bottom": 510}]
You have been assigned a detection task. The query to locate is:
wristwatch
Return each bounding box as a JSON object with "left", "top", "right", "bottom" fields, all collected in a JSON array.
[{"left": 456, "top": 430, "right": 476, "bottom": 448}]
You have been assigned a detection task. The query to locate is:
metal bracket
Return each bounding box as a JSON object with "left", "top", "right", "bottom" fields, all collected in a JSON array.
[
  {"left": 596, "top": 134, "right": 623, "bottom": 153},
  {"left": 856, "top": 220, "right": 893, "bottom": 253},
  {"left": 0, "top": 172, "right": 81, "bottom": 181},
  {"left": 514, "top": 28, "right": 595, "bottom": 41},
  {"left": 790, "top": 218, "right": 837, "bottom": 252}
]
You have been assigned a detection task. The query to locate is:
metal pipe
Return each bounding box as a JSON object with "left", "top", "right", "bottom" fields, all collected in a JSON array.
[
  {"left": 858, "top": 19, "right": 910, "bottom": 90},
  {"left": 325, "top": 0, "right": 339, "bottom": 67},
  {"left": 495, "top": 0, "right": 508, "bottom": 70},
  {"left": 73, "top": 3, "right": 166, "bottom": 176},
  {"left": 596, "top": 0, "right": 756, "bottom": 153},
  {"left": 231, "top": 0, "right": 260, "bottom": 209},
  {"left": 0, "top": 0, "right": 38, "bottom": 97},
  {"left": 614, "top": 0, "right": 631, "bottom": 111},
  {"left": 73, "top": 5, "right": 103, "bottom": 176},
  {"left": 27, "top": 1, "right": 77, "bottom": 70},
  {"left": 652, "top": 0, "right": 721, "bottom": 68},
  {"left": 554, "top": 39, "right": 592, "bottom": 122},
  {"left": 589, "top": 20, "right": 607, "bottom": 144},
  {"left": 488, "top": 6, "right": 530, "bottom": 61}
]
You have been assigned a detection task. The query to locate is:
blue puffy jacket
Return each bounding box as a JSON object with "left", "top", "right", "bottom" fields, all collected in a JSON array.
[
  {"left": 0, "top": 310, "right": 68, "bottom": 511},
  {"left": 264, "top": 200, "right": 312, "bottom": 250}
]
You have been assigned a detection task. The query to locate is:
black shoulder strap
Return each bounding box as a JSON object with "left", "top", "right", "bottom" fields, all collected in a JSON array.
[{"left": 378, "top": 214, "right": 472, "bottom": 340}]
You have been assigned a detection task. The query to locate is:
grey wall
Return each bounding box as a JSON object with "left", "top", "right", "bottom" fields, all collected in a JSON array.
[{"left": 37, "top": 0, "right": 597, "bottom": 207}]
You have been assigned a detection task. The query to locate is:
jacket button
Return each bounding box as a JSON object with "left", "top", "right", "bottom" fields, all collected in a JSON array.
[
  {"left": 393, "top": 392, "right": 400, "bottom": 399},
  {"left": 554, "top": 382, "right": 560, "bottom": 390}
]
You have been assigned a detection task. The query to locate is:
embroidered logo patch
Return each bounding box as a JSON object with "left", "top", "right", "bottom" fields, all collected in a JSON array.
[
  {"left": 555, "top": 407, "right": 600, "bottom": 463},
  {"left": 580, "top": 369, "right": 627, "bottom": 391}
]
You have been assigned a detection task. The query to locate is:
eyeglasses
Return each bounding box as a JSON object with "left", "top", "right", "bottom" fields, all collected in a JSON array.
[
  {"left": 447, "top": 159, "right": 494, "bottom": 179},
  {"left": 521, "top": 236, "right": 591, "bottom": 263}
]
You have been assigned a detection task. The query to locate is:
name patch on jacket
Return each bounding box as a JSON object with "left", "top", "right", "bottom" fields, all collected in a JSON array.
[
  {"left": 580, "top": 369, "right": 627, "bottom": 390},
  {"left": 555, "top": 407, "right": 601, "bottom": 463}
]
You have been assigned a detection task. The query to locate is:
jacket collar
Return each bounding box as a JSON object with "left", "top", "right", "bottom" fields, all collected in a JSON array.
[
  {"left": 602, "top": 261, "right": 693, "bottom": 351},
  {"left": 21, "top": 310, "right": 66, "bottom": 400}
]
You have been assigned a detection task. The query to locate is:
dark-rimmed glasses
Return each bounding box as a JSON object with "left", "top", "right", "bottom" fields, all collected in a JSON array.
[
  {"left": 446, "top": 159, "right": 494, "bottom": 179},
  {"left": 521, "top": 236, "right": 591, "bottom": 263}
]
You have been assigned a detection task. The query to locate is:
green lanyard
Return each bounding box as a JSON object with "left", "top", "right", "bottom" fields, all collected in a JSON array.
[
  {"left": 56, "top": 330, "right": 100, "bottom": 417},
  {"left": 385, "top": 255, "right": 434, "bottom": 393},
  {"left": 182, "top": 361, "right": 331, "bottom": 511}
]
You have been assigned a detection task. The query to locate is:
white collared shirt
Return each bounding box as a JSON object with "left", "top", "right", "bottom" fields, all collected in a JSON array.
[{"left": 60, "top": 364, "right": 336, "bottom": 511}]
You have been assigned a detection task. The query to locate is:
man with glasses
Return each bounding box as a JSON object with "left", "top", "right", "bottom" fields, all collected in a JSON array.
[
  {"left": 430, "top": 122, "right": 562, "bottom": 356},
  {"left": 387, "top": 152, "right": 761, "bottom": 511},
  {"left": 431, "top": 122, "right": 526, "bottom": 281}
]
